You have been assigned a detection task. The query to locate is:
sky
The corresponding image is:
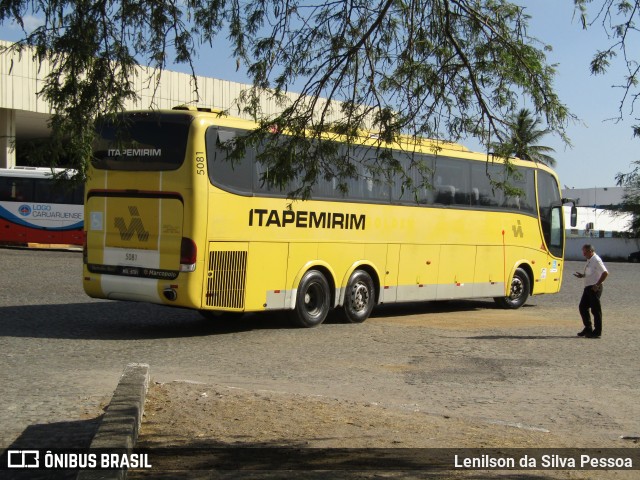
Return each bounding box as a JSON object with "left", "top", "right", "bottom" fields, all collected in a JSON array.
[
  {"left": 507, "top": 1, "right": 640, "bottom": 189},
  {"left": 462, "top": 1, "right": 640, "bottom": 190},
  {"left": 3, "top": 1, "right": 639, "bottom": 189}
]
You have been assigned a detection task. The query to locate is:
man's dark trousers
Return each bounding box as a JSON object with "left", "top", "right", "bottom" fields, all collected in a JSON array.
[{"left": 579, "top": 285, "right": 603, "bottom": 334}]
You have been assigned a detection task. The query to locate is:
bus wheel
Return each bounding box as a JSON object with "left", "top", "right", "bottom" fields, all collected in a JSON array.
[
  {"left": 342, "top": 270, "right": 375, "bottom": 323},
  {"left": 290, "top": 270, "right": 331, "bottom": 328},
  {"left": 494, "top": 267, "right": 530, "bottom": 309}
]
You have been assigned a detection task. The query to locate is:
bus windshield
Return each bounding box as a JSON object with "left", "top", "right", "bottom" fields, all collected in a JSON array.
[
  {"left": 537, "top": 170, "right": 564, "bottom": 258},
  {"left": 92, "top": 113, "right": 192, "bottom": 171}
]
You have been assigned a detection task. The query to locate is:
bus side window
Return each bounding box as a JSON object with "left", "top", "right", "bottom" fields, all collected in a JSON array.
[
  {"left": 10, "top": 178, "right": 34, "bottom": 202},
  {"left": 436, "top": 184, "right": 456, "bottom": 204},
  {"left": 455, "top": 187, "right": 471, "bottom": 206},
  {"left": 254, "top": 161, "right": 270, "bottom": 193},
  {"left": 420, "top": 188, "right": 435, "bottom": 205},
  {"left": 504, "top": 196, "right": 521, "bottom": 210},
  {"left": 391, "top": 150, "right": 435, "bottom": 205},
  {"left": 471, "top": 188, "right": 480, "bottom": 205},
  {"left": 207, "top": 127, "right": 253, "bottom": 194},
  {"left": 0, "top": 178, "right": 11, "bottom": 201},
  {"left": 470, "top": 162, "right": 505, "bottom": 208},
  {"left": 433, "top": 157, "right": 468, "bottom": 206}
]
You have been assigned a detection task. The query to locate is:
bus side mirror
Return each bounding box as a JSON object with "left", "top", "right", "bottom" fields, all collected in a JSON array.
[
  {"left": 562, "top": 198, "right": 578, "bottom": 228},
  {"left": 570, "top": 206, "right": 578, "bottom": 228}
]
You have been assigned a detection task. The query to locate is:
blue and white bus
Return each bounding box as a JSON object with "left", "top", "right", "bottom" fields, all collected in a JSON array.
[{"left": 0, "top": 167, "right": 84, "bottom": 246}]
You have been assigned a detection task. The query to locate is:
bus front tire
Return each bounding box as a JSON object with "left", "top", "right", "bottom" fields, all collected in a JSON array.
[
  {"left": 290, "top": 270, "right": 331, "bottom": 328},
  {"left": 342, "top": 270, "right": 375, "bottom": 323},
  {"left": 494, "top": 267, "right": 530, "bottom": 309}
]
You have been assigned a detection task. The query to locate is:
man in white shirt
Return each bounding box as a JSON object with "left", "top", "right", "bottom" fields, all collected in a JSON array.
[{"left": 573, "top": 244, "right": 609, "bottom": 338}]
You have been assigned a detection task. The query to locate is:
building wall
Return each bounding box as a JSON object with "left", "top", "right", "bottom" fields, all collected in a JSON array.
[
  {"left": 565, "top": 237, "right": 640, "bottom": 261},
  {"left": 561, "top": 187, "right": 637, "bottom": 260},
  {"left": 0, "top": 39, "right": 287, "bottom": 115},
  {"left": 562, "top": 186, "right": 632, "bottom": 236},
  {"left": 562, "top": 186, "right": 625, "bottom": 208},
  {"left": 563, "top": 206, "right": 632, "bottom": 236}
]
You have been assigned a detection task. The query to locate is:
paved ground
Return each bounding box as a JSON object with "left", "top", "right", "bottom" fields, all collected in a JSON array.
[{"left": 1, "top": 247, "right": 639, "bottom": 478}]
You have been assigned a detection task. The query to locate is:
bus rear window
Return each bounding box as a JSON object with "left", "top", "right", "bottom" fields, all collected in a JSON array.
[{"left": 92, "top": 113, "right": 192, "bottom": 171}]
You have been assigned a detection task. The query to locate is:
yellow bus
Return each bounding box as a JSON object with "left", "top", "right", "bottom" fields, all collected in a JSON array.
[{"left": 83, "top": 106, "right": 575, "bottom": 327}]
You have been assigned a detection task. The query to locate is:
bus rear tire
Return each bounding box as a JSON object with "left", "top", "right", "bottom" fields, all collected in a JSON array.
[
  {"left": 290, "top": 270, "right": 331, "bottom": 328},
  {"left": 494, "top": 267, "right": 530, "bottom": 309},
  {"left": 342, "top": 270, "right": 375, "bottom": 323}
]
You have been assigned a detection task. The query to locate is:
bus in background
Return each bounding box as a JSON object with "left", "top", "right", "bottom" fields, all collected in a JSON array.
[
  {"left": 84, "top": 106, "right": 576, "bottom": 327},
  {"left": 0, "top": 167, "right": 84, "bottom": 246}
]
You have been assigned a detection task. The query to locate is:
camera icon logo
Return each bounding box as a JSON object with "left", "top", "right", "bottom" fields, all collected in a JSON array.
[{"left": 7, "top": 450, "right": 40, "bottom": 468}]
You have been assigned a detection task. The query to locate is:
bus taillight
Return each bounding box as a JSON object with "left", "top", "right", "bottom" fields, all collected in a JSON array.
[{"left": 180, "top": 237, "right": 197, "bottom": 272}]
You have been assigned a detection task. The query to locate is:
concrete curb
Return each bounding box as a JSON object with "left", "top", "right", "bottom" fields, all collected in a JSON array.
[{"left": 77, "top": 363, "right": 150, "bottom": 480}]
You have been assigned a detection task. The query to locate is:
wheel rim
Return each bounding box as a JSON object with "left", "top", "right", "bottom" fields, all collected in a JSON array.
[
  {"left": 350, "top": 281, "right": 370, "bottom": 312},
  {"left": 304, "top": 282, "right": 325, "bottom": 318},
  {"left": 509, "top": 276, "right": 524, "bottom": 301}
]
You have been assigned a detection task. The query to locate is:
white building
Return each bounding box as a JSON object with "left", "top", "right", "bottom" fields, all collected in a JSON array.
[
  {"left": 562, "top": 187, "right": 638, "bottom": 260},
  {"left": 562, "top": 186, "right": 631, "bottom": 236}
]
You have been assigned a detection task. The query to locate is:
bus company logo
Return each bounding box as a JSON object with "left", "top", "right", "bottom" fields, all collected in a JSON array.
[
  {"left": 248, "top": 208, "right": 366, "bottom": 230},
  {"left": 512, "top": 220, "right": 524, "bottom": 238},
  {"left": 114, "top": 206, "right": 150, "bottom": 242},
  {"left": 108, "top": 148, "right": 162, "bottom": 157},
  {"left": 18, "top": 204, "right": 32, "bottom": 217},
  {"left": 7, "top": 450, "right": 39, "bottom": 468}
]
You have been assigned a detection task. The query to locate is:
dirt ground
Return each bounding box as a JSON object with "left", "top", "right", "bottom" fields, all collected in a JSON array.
[
  {"left": 140, "top": 380, "right": 561, "bottom": 449},
  {"left": 131, "top": 380, "right": 638, "bottom": 479}
]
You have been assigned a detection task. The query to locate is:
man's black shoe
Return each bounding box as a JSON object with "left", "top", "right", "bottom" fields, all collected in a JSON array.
[
  {"left": 586, "top": 332, "right": 601, "bottom": 338},
  {"left": 577, "top": 328, "right": 592, "bottom": 337}
]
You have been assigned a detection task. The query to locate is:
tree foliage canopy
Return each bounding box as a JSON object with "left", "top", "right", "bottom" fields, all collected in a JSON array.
[
  {"left": 616, "top": 160, "right": 640, "bottom": 236},
  {"left": 491, "top": 108, "right": 557, "bottom": 167},
  {"left": 575, "top": 0, "right": 640, "bottom": 135},
  {"left": 0, "top": 1, "right": 580, "bottom": 196}
]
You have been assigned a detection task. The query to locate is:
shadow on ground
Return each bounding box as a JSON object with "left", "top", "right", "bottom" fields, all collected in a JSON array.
[
  {"left": 1, "top": 417, "right": 101, "bottom": 480},
  {"left": 0, "top": 298, "right": 509, "bottom": 341}
]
